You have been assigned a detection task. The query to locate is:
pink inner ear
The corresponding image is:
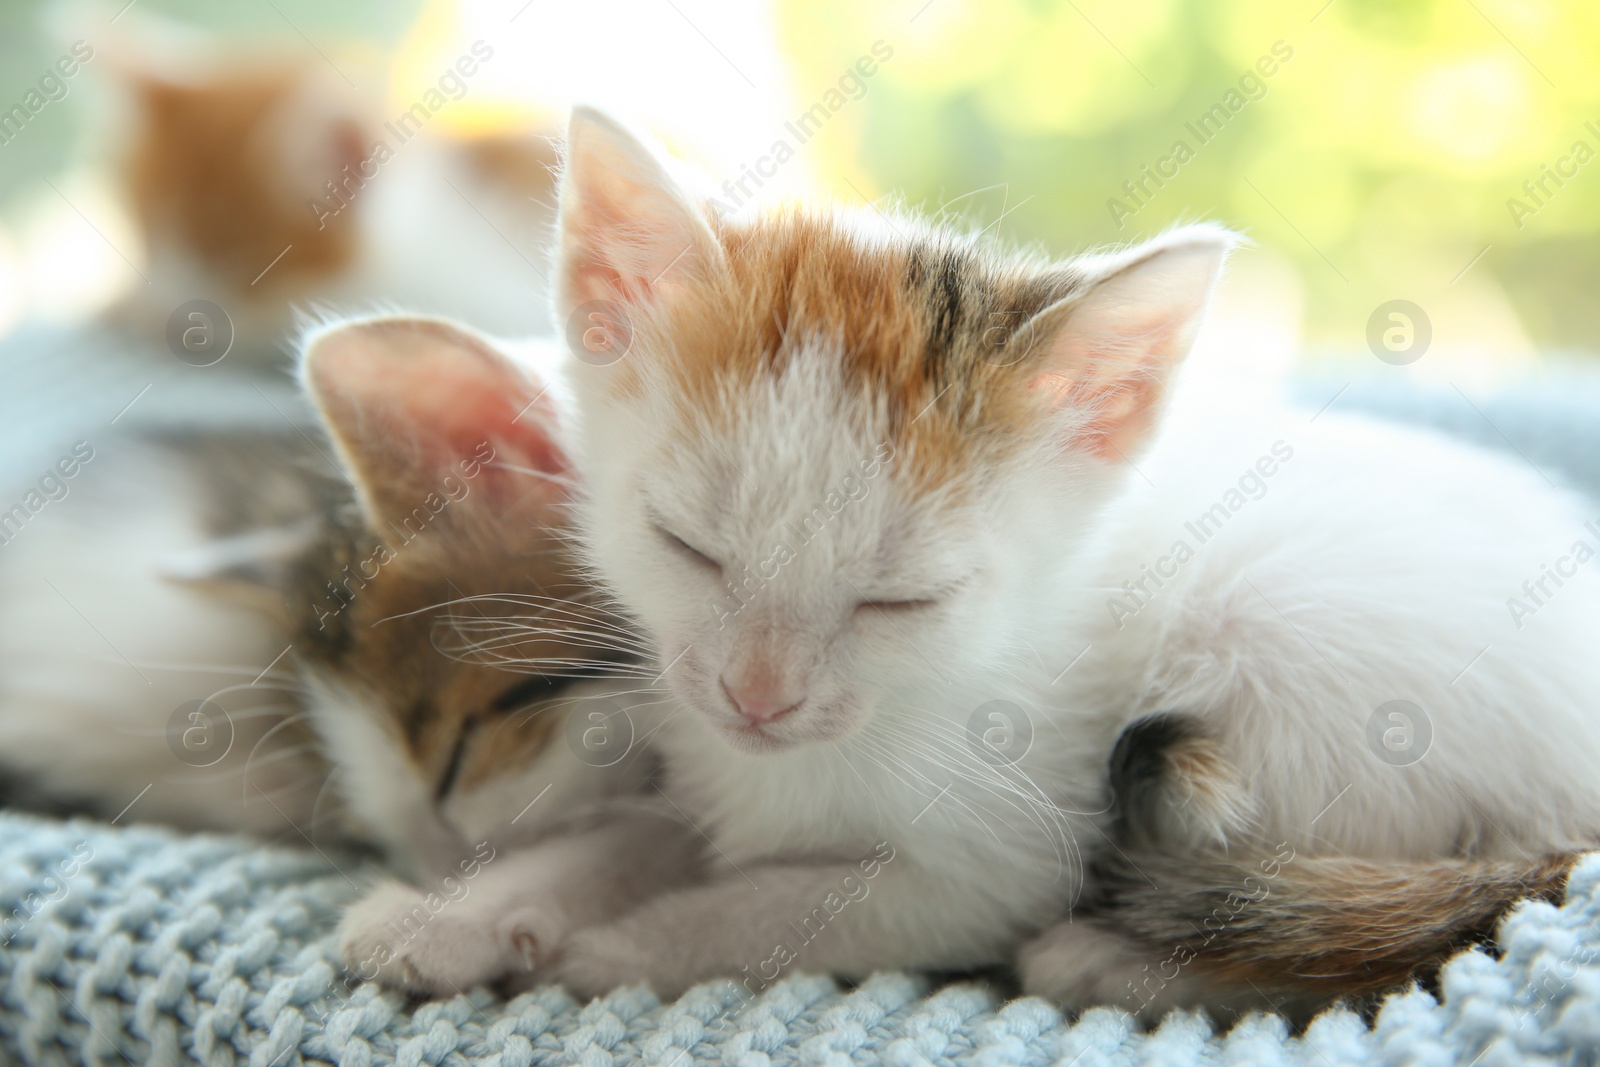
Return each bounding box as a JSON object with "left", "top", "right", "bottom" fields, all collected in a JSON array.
[
  {"left": 412, "top": 365, "right": 561, "bottom": 468},
  {"left": 1025, "top": 242, "right": 1218, "bottom": 461},
  {"left": 392, "top": 352, "right": 571, "bottom": 509},
  {"left": 566, "top": 193, "right": 675, "bottom": 307},
  {"left": 570, "top": 257, "right": 642, "bottom": 308},
  {"left": 559, "top": 113, "right": 714, "bottom": 314},
  {"left": 309, "top": 319, "right": 571, "bottom": 521},
  {"left": 1031, "top": 368, "right": 1158, "bottom": 461},
  {"left": 1029, "top": 330, "right": 1171, "bottom": 461}
]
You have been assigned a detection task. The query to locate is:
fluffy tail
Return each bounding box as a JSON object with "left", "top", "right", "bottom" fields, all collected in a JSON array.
[
  {"left": 1043, "top": 712, "right": 1589, "bottom": 1017},
  {"left": 1078, "top": 845, "right": 1581, "bottom": 1015}
]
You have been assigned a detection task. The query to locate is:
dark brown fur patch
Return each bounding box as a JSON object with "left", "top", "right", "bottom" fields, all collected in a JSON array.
[
  {"left": 1108, "top": 713, "right": 1254, "bottom": 850},
  {"left": 1084, "top": 846, "right": 1582, "bottom": 1016},
  {"left": 286, "top": 489, "right": 624, "bottom": 795}
]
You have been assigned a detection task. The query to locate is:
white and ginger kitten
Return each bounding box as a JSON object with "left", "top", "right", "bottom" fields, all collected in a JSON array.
[
  {"left": 536, "top": 107, "right": 1600, "bottom": 1012},
  {"left": 82, "top": 9, "right": 560, "bottom": 360}
]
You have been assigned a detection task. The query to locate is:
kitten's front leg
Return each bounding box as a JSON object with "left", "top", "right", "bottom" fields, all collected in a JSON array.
[
  {"left": 339, "top": 807, "right": 702, "bottom": 995},
  {"left": 557, "top": 848, "right": 998, "bottom": 1000}
]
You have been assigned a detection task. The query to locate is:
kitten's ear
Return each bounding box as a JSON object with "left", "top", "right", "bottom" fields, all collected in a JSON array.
[
  {"left": 1020, "top": 225, "right": 1236, "bottom": 459},
  {"left": 555, "top": 106, "right": 722, "bottom": 322},
  {"left": 300, "top": 316, "right": 570, "bottom": 534}
]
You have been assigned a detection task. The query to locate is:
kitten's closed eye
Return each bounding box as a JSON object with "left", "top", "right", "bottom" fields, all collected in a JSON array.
[
  {"left": 855, "top": 577, "right": 970, "bottom": 616},
  {"left": 856, "top": 599, "right": 940, "bottom": 615},
  {"left": 434, "top": 667, "right": 620, "bottom": 801},
  {"left": 651, "top": 523, "right": 721, "bottom": 572},
  {"left": 491, "top": 655, "right": 636, "bottom": 714},
  {"left": 435, "top": 674, "right": 576, "bottom": 798},
  {"left": 493, "top": 673, "right": 581, "bottom": 712},
  {"left": 437, "top": 716, "right": 478, "bottom": 800}
]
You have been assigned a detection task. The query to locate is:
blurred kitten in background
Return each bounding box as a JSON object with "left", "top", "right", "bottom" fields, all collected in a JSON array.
[{"left": 79, "top": 9, "right": 561, "bottom": 362}]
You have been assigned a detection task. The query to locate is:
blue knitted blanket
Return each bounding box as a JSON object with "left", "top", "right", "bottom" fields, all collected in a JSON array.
[{"left": 3, "top": 813, "right": 1600, "bottom": 1066}]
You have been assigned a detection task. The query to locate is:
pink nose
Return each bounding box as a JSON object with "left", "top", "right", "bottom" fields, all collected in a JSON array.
[{"left": 720, "top": 676, "right": 803, "bottom": 724}]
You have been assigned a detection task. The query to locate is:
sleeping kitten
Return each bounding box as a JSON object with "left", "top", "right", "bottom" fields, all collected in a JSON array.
[
  {"left": 294, "top": 317, "right": 698, "bottom": 993},
  {"left": 0, "top": 315, "right": 697, "bottom": 992},
  {"left": 532, "top": 107, "right": 1600, "bottom": 1005}
]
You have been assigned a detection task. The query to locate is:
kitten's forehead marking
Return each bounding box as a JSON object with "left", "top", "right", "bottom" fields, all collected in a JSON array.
[{"left": 623, "top": 211, "right": 1091, "bottom": 489}]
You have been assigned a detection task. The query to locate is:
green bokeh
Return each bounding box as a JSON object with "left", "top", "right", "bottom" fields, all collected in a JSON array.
[{"left": 778, "top": 0, "right": 1600, "bottom": 351}]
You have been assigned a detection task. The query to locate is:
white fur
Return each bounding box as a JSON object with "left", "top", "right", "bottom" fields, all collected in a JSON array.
[
  {"left": 1071, "top": 402, "right": 1600, "bottom": 859},
  {"left": 294, "top": 673, "right": 460, "bottom": 877},
  {"left": 312, "top": 671, "right": 709, "bottom": 993},
  {"left": 0, "top": 440, "right": 322, "bottom": 836}
]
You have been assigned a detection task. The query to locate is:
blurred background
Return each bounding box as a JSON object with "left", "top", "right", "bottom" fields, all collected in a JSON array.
[{"left": 0, "top": 0, "right": 1596, "bottom": 385}]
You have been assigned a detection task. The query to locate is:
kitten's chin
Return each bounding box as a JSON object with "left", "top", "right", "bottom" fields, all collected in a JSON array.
[
  {"left": 705, "top": 703, "right": 865, "bottom": 754},
  {"left": 716, "top": 719, "right": 795, "bottom": 754}
]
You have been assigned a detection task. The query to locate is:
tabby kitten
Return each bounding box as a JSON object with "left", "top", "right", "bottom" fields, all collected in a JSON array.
[
  {"left": 0, "top": 315, "right": 697, "bottom": 992},
  {"left": 296, "top": 317, "right": 699, "bottom": 993}
]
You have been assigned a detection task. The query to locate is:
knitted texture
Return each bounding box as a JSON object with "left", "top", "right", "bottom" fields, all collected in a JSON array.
[{"left": 2, "top": 814, "right": 1599, "bottom": 1066}]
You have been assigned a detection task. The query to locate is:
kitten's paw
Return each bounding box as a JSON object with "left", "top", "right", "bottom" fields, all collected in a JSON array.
[
  {"left": 495, "top": 904, "right": 567, "bottom": 980},
  {"left": 1017, "top": 922, "right": 1189, "bottom": 1018},
  {"left": 556, "top": 924, "right": 657, "bottom": 1001},
  {"left": 338, "top": 880, "right": 561, "bottom": 996}
]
